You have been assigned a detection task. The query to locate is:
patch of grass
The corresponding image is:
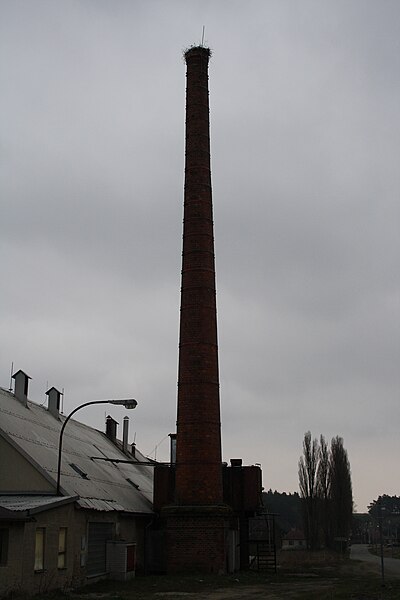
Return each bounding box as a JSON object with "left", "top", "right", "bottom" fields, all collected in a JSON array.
[
  {"left": 20, "top": 551, "right": 400, "bottom": 600},
  {"left": 279, "top": 548, "right": 347, "bottom": 570},
  {"left": 369, "top": 545, "right": 400, "bottom": 559}
]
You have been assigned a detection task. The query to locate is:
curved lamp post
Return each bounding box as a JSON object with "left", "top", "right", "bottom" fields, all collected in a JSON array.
[{"left": 56, "top": 398, "right": 137, "bottom": 495}]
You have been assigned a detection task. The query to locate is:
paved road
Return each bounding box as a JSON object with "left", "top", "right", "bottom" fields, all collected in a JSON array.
[{"left": 350, "top": 544, "right": 400, "bottom": 579}]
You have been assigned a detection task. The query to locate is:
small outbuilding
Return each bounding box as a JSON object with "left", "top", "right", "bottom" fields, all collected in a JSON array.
[
  {"left": 0, "top": 370, "right": 154, "bottom": 597},
  {"left": 281, "top": 528, "right": 307, "bottom": 550}
]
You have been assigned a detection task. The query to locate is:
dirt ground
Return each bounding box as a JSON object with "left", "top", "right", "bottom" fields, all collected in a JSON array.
[
  {"left": 60, "top": 550, "right": 400, "bottom": 600},
  {"left": 70, "top": 582, "right": 332, "bottom": 600},
  {"left": 147, "top": 579, "right": 334, "bottom": 599},
  {"left": 70, "top": 574, "right": 400, "bottom": 600}
]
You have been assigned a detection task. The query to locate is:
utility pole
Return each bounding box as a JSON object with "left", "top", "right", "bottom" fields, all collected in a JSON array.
[{"left": 378, "top": 496, "right": 385, "bottom": 588}]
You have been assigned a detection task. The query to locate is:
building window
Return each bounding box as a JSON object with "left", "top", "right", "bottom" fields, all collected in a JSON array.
[
  {"left": 0, "top": 529, "right": 9, "bottom": 566},
  {"left": 58, "top": 528, "right": 67, "bottom": 569},
  {"left": 34, "top": 528, "right": 45, "bottom": 571}
]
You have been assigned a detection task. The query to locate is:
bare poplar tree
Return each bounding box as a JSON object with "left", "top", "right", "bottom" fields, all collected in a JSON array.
[
  {"left": 317, "top": 434, "right": 331, "bottom": 547},
  {"left": 329, "top": 436, "right": 353, "bottom": 546},
  {"left": 298, "top": 431, "right": 319, "bottom": 550}
]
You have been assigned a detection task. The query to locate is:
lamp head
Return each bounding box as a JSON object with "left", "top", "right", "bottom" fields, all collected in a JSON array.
[{"left": 110, "top": 399, "right": 137, "bottom": 409}]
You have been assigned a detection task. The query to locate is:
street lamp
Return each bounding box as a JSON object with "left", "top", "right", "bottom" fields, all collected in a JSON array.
[{"left": 56, "top": 398, "right": 137, "bottom": 495}]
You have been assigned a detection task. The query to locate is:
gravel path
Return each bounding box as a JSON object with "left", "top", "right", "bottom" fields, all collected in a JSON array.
[{"left": 350, "top": 543, "right": 400, "bottom": 579}]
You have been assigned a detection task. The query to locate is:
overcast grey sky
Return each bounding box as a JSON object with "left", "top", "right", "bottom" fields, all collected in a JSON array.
[{"left": 1, "top": 0, "right": 399, "bottom": 512}]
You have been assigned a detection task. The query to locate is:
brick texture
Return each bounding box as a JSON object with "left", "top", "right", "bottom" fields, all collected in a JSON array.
[
  {"left": 163, "top": 507, "right": 232, "bottom": 573},
  {"left": 175, "top": 46, "right": 222, "bottom": 507}
]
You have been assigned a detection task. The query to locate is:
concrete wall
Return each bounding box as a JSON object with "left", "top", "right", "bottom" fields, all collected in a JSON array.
[{"left": 0, "top": 436, "right": 54, "bottom": 493}]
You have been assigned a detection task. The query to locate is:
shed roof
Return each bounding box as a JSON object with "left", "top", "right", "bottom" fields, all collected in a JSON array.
[
  {"left": 0, "top": 387, "right": 154, "bottom": 515},
  {"left": 0, "top": 495, "right": 77, "bottom": 516},
  {"left": 283, "top": 528, "right": 306, "bottom": 540}
]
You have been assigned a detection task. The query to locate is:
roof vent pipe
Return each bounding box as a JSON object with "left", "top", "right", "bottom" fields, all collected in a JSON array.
[
  {"left": 123, "top": 416, "right": 129, "bottom": 453},
  {"left": 105, "top": 415, "right": 118, "bottom": 441},
  {"left": 46, "top": 387, "right": 62, "bottom": 419},
  {"left": 12, "top": 370, "right": 31, "bottom": 407}
]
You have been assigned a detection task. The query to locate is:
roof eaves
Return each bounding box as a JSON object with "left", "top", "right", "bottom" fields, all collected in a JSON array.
[
  {"left": 28, "top": 495, "right": 79, "bottom": 515},
  {"left": 0, "top": 506, "right": 29, "bottom": 521},
  {"left": 119, "top": 510, "right": 154, "bottom": 517}
]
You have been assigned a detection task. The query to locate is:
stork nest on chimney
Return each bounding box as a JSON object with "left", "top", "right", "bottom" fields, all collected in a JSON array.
[{"left": 183, "top": 45, "right": 212, "bottom": 60}]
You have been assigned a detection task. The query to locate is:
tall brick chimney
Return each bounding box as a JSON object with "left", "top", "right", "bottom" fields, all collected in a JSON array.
[
  {"left": 159, "top": 46, "right": 231, "bottom": 574},
  {"left": 175, "top": 45, "right": 222, "bottom": 506},
  {"left": 153, "top": 46, "right": 263, "bottom": 575}
]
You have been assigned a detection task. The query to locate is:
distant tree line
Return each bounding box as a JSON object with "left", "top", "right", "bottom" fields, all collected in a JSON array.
[
  {"left": 298, "top": 432, "right": 353, "bottom": 551},
  {"left": 368, "top": 494, "right": 400, "bottom": 517},
  {"left": 368, "top": 495, "right": 400, "bottom": 544},
  {"left": 262, "top": 489, "right": 302, "bottom": 533},
  {"left": 353, "top": 495, "right": 400, "bottom": 544}
]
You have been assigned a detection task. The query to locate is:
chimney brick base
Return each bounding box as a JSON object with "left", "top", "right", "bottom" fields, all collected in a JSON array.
[{"left": 161, "top": 505, "right": 235, "bottom": 574}]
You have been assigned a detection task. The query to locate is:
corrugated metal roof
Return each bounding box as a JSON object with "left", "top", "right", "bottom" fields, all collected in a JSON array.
[
  {"left": 78, "top": 498, "right": 127, "bottom": 512},
  {"left": 0, "top": 388, "right": 154, "bottom": 515},
  {"left": 0, "top": 495, "right": 76, "bottom": 513}
]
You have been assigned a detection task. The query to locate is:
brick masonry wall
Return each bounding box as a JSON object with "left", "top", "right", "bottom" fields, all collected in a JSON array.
[
  {"left": 165, "top": 512, "right": 229, "bottom": 573},
  {"left": 175, "top": 45, "right": 223, "bottom": 507}
]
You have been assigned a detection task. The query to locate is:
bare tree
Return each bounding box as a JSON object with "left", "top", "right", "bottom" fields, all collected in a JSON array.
[
  {"left": 317, "top": 434, "right": 331, "bottom": 548},
  {"left": 329, "top": 436, "right": 353, "bottom": 547},
  {"left": 298, "top": 432, "right": 319, "bottom": 550},
  {"left": 299, "top": 433, "right": 353, "bottom": 551}
]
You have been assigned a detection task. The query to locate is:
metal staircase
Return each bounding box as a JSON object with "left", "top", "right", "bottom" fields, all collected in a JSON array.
[{"left": 250, "top": 540, "right": 277, "bottom": 572}]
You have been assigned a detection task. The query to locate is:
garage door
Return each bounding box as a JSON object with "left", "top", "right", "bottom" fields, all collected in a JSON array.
[{"left": 87, "top": 522, "right": 114, "bottom": 576}]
